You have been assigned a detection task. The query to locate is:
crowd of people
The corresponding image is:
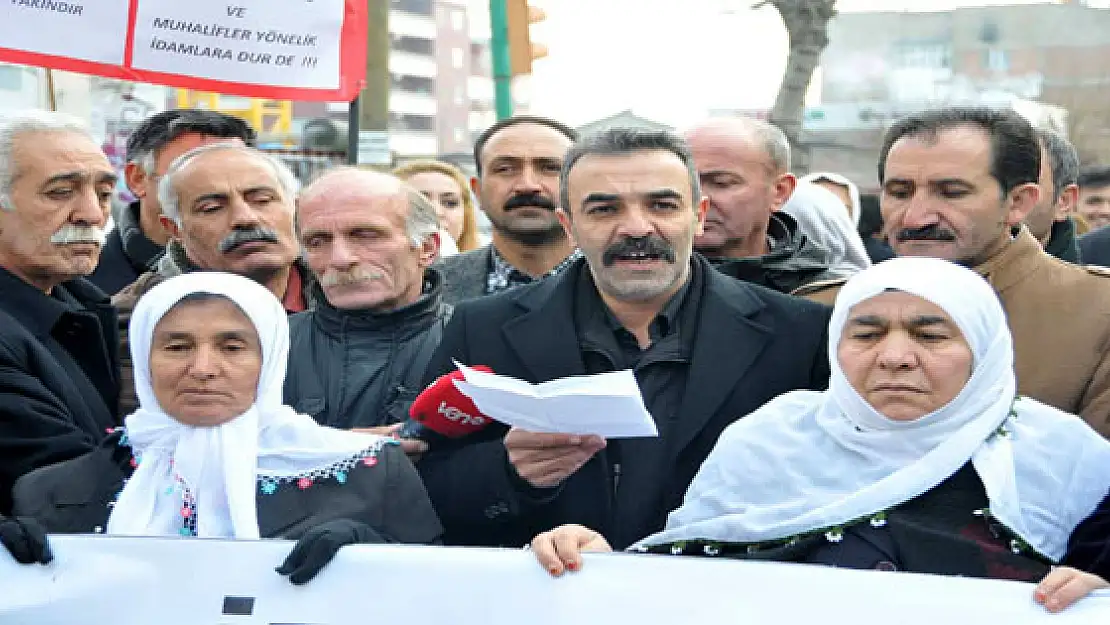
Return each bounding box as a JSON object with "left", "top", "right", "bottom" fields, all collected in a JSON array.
[{"left": 0, "top": 103, "right": 1108, "bottom": 612}]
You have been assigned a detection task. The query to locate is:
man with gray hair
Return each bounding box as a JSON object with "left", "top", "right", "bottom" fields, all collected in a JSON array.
[
  {"left": 1026, "top": 127, "right": 1082, "bottom": 262},
  {"left": 416, "top": 127, "right": 831, "bottom": 548},
  {"left": 0, "top": 110, "right": 121, "bottom": 514},
  {"left": 684, "top": 116, "right": 840, "bottom": 294},
  {"left": 112, "top": 142, "right": 311, "bottom": 415},
  {"left": 87, "top": 109, "right": 256, "bottom": 295},
  {"left": 283, "top": 167, "right": 451, "bottom": 455}
]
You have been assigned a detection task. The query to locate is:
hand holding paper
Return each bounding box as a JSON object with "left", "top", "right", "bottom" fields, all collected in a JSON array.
[{"left": 451, "top": 362, "right": 659, "bottom": 439}]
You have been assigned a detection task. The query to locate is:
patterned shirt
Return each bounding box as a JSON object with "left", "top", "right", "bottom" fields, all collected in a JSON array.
[{"left": 485, "top": 247, "right": 583, "bottom": 295}]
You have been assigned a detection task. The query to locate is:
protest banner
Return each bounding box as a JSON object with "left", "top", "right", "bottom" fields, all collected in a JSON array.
[
  {"left": 1, "top": 535, "right": 1107, "bottom": 624},
  {"left": 0, "top": 0, "right": 367, "bottom": 101}
]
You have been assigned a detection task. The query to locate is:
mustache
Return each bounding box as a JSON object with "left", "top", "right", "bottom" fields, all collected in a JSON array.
[
  {"left": 895, "top": 224, "right": 957, "bottom": 242},
  {"left": 218, "top": 227, "right": 280, "bottom": 253},
  {"left": 319, "top": 265, "right": 385, "bottom": 288},
  {"left": 503, "top": 192, "right": 557, "bottom": 212},
  {"left": 601, "top": 236, "right": 677, "bottom": 266},
  {"left": 50, "top": 224, "right": 106, "bottom": 246}
]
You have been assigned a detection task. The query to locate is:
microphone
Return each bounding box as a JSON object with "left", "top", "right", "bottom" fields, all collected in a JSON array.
[{"left": 398, "top": 366, "right": 494, "bottom": 441}]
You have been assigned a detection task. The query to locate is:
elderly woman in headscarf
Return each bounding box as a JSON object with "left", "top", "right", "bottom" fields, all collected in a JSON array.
[
  {"left": 783, "top": 181, "right": 873, "bottom": 280},
  {"left": 1, "top": 272, "right": 442, "bottom": 584},
  {"left": 530, "top": 257, "right": 1110, "bottom": 613}
]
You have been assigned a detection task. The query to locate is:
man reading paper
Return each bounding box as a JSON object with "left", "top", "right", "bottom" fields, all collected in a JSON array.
[{"left": 417, "top": 128, "right": 832, "bottom": 549}]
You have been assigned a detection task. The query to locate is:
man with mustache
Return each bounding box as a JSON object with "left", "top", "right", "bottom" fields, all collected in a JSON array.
[
  {"left": 683, "top": 117, "right": 845, "bottom": 294},
  {"left": 283, "top": 168, "right": 451, "bottom": 455},
  {"left": 0, "top": 111, "right": 122, "bottom": 514},
  {"left": 87, "top": 109, "right": 256, "bottom": 295},
  {"left": 417, "top": 128, "right": 832, "bottom": 548},
  {"left": 438, "top": 116, "right": 580, "bottom": 304},
  {"left": 796, "top": 106, "right": 1110, "bottom": 437},
  {"left": 112, "top": 143, "right": 310, "bottom": 415}
]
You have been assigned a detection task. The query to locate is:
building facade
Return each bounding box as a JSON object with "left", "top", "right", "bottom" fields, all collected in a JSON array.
[{"left": 809, "top": 2, "right": 1110, "bottom": 189}]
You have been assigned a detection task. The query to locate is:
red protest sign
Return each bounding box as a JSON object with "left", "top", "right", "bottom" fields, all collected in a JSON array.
[{"left": 0, "top": 0, "right": 368, "bottom": 102}]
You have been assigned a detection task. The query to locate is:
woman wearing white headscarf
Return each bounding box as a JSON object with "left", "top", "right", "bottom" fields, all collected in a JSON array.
[
  {"left": 4, "top": 272, "right": 442, "bottom": 584},
  {"left": 530, "top": 257, "right": 1110, "bottom": 613},
  {"left": 782, "top": 181, "right": 873, "bottom": 279},
  {"left": 802, "top": 171, "right": 862, "bottom": 226}
]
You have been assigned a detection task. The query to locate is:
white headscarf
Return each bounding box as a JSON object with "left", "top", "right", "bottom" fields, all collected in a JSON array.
[
  {"left": 107, "top": 272, "right": 386, "bottom": 539},
  {"left": 635, "top": 257, "right": 1110, "bottom": 561},
  {"left": 801, "top": 172, "right": 862, "bottom": 227},
  {"left": 783, "top": 181, "right": 872, "bottom": 277}
]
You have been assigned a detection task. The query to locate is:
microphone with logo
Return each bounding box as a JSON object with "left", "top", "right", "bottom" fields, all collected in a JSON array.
[{"left": 397, "top": 366, "right": 494, "bottom": 444}]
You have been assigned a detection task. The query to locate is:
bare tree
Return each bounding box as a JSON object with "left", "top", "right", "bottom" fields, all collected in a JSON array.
[{"left": 756, "top": 0, "right": 837, "bottom": 173}]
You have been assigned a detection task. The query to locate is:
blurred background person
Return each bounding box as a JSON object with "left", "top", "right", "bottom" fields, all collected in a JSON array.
[
  {"left": 1077, "top": 166, "right": 1110, "bottom": 232},
  {"left": 1024, "top": 128, "right": 1080, "bottom": 263},
  {"left": 801, "top": 172, "right": 861, "bottom": 226},
  {"left": 394, "top": 160, "right": 481, "bottom": 257},
  {"left": 781, "top": 181, "right": 871, "bottom": 280},
  {"left": 856, "top": 194, "right": 896, "bottom": 264}
]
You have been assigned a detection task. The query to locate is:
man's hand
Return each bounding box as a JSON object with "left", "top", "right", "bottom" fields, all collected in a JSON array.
[
  {"left": 531, "top": 524, "right": 612, "bottom": 577},
  {"left": 1035, "top": 566, "right": 1109, "bottom": 613},
  {"left": 504, "top": 428, "right": 606, "bottom": 488},
  {"left": 352, "top": 423, "right": 428, "bottom": 460}
]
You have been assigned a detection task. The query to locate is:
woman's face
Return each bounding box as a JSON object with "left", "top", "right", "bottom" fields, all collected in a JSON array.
[
  {"left": 148, "top": 296, "right": 263, "bottom": 426},
  {"left": 405, "top": 171, "right": 466, "bottom": 243},
  {"left": 837, "top": 291, "right": 973, "bottom": 422}
]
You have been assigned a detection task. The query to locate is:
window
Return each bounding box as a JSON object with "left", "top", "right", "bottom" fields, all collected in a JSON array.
[
  {"left": 451, "top": 9, "right": 465, "bottom": 32},
  {"left": 895, "top": 44, "right": 951, "bottom": 70},
  {"left": 454, "top": 128, "right": 466, "bottom": 144},
  {"left": 0, "top": 65, "right": 23, "bottom": 91},
  {"left": 985, "top": 48, "right": 1009, "bottom": 73},
  {"left": 454, "top": 86, "right": 465, "bottom": 105},
  {"left": 452, "top": 48, "right": 465, "bottom": 69}
]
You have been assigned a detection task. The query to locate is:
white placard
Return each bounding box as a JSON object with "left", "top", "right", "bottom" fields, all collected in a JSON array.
[
  {"left": 1, "top": 535, "right": 1108, "bottom": 624},
  {"left": 130, "top": 0, "right": 346, "bottom": 89},
  {"left": 0, "top": 1, "right": 131, "bottom": 65},
  {"left": 357, "top": 130, "right": 390, "bottom": 165}
]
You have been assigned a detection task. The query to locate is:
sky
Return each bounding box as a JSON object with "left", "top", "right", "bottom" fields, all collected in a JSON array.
[{"left": 509, "top": 0, "right": 1110, "bottom": 128}]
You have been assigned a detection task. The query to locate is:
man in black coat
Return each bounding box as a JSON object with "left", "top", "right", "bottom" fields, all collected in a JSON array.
[
  {"left": 87, "top": 109, "right": 256, "bottom": 295},
  {"left": 0, "top": 110, "right": 122, "bottom": 514},
  {"left": 417, "top": 127, "right": 832, "bottom": 550},
  {"left": 285, "top": 168, "right": 452, "bottom": 450}
]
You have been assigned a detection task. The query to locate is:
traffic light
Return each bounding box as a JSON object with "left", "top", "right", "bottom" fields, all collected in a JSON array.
[{"left": 506, "top": 0, "right": 547, "bottom": 76}]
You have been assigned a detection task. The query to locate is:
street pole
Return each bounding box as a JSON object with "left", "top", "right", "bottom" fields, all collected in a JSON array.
[
  {"left": 489, "top": 0, "right": 514, "bottom": 120},
  {"left": 350, "top": 0, "right": 391, "bottom": 166}
]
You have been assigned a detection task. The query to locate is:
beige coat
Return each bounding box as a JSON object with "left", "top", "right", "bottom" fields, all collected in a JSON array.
[{"left": 792, "top": 227, "right": 1110, "bottom": 437}]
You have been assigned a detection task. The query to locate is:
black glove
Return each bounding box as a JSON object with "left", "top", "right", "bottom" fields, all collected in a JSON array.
[
  {"left": 0, "top": 516, "right": 52, "bottom": 565},
  {"left": 275, "top": 519, "right": 387, "bottom": 585}
]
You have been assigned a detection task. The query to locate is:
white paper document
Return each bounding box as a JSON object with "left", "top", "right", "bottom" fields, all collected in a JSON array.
[{"left": 452, "top": 362, "right": 659, "bottom": 438}]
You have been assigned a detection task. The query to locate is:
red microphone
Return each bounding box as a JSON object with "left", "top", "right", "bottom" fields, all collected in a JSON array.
[{"left": 398, "top": 366, "right": 493, "bottom": 440}]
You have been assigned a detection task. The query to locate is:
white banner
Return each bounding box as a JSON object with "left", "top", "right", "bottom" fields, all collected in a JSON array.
[{"left": 1, "top": 535, "right": 1108, "bottom": 624}]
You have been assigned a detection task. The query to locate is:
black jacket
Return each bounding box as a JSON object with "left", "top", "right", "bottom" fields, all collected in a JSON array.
[
  {"left": 11, "top": 430, "right": 443, "bottom": 544},
  {"left": 88, "top": 201, "right": 164, "bottom": 295},
  {"left": 1079, "top": 224, "right": 1110, "bottom": 268},
  {"left": 0, "top": 269, "right": 120, "bottom": 515},
  {"left": 417, "top": 255, "right": 832, "bottom": 549},
  {"left": 1045, "top": 217, "right": 1081, "bottom": 264},
  {"left": 707, "top": 213, "right": 840, "bottom": 294},
  {"left": 284, "top": 269, "right": 452, "bottom": 429}
]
